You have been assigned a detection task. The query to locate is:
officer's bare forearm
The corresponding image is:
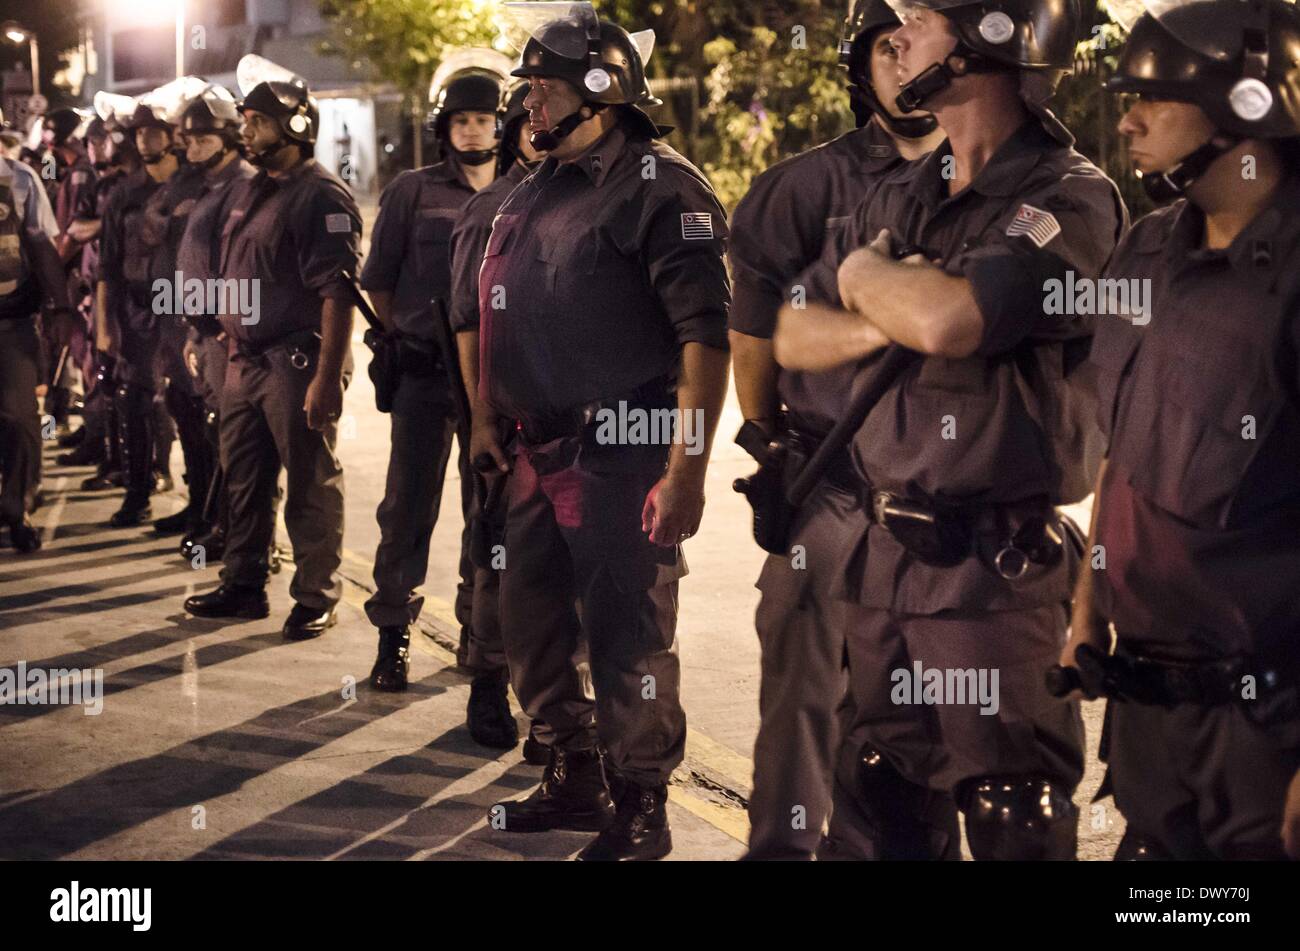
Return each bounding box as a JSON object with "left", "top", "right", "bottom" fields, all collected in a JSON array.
[
  {"left": 666, "top": 342, "right": 729, "bottom": 484},
  {"left": 774, "top": 301, "right": 890, "bottom": 371},
  {"left": 369, "top": 289, "right": 396, "bottom": 333},
  {"left": 457, "top": 330, "right": 484, "bottom": 416},
  {"left": 838, "top": 252, "right": 984, "bottom": 357},
  {"left": 317, "top": 298, "right": 354, "bottom": 380},
  {"left": 1069, "top": 457, "right": 1111, "bottom": 642},
  {"left": 729, "top": 330, "right": 780, "bottom": 432}
]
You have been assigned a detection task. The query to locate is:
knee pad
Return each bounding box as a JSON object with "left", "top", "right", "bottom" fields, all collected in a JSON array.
[
  {"left": 961, "top": 776, "right": 1078, "bottom": 861},
  {"left": 1113, "top": 829, "right": 1172, "bottom": 861},
  {"left": 856, "top": 745, "right": 960, "bottom": 860}
]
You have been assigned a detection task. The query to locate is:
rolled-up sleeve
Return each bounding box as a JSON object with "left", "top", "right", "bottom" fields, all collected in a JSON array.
[
  {"left": 727, "top": 167, "right": 828, "bottom": 339},
  {"left": 360, "top": 172, "right": 415, "bottom": 294},
  {"left": 448, "top": 192, "right": 494, "bottom": 333},
  {"left": 296, "top": 179, "right": 361, "bottom": 301},
  {"left": 955, "top": 172, "right": 1124, "bottom": 356},
  {"left": 641, "top": 168, "right": 731, "bottom": 350}
]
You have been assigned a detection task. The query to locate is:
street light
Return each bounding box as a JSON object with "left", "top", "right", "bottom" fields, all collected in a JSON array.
[{"left": 1, "top": 21, "right": 40, "bottom": 98}]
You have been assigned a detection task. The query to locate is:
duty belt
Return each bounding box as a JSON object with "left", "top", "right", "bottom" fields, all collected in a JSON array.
[
  {"left": 864, "top": 490, "right": 1069, "bottom": 578},
  {"left": 784, "top": 428, "right": 856, "bottom": 495},
  {"left": 231, "top": 328, "right": 321, "bottom": 368},
  {"left": 1102, "top": 642, "right": 1291, "bottom": 707},
  {"left": 515, "top": 375, "right": 673, "bottom": 447}
]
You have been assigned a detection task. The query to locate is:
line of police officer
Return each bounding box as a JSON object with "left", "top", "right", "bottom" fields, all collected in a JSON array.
[{"left": 10, "top": 0, "right": 1297, "bottom": 862}]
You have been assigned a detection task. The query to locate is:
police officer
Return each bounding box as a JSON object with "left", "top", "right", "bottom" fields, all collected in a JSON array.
[
  {"left": 729, "top": 0, "right": 945, "bottom": 861},
  {"left": 135, "top": 79, "right": 218, "bottom": 540},
  {"left": 361, "top": 50, "right": 516, "bottom": 748},
  {"left": 41, "top": 107, "right": 95, "bottom": 434},
  {"left": 1061, "top": 0, "right": 1300, "bottom": 861},
  {"left": 173, "top": 84, "right": 256, "bottom": 563},
  {"left": 482, "top": 2, "right": 730, "bottom": 861},
  {"left": 95, "top": 97, "right": 183, "bottom": 527},
  {"left": 183, "top": 56, "right": 361, "bottom": 639},
  {"left": 73, "top": 102, "right": 140, "bottom": 490},
  {"left": 448, "top": 77, "right": 553, "bottom": 763},
  {"left": 775, "top": 0, "right": 1125, "bottom": 859},
  {"left": 0, "top": 109, "right": 75, "bottom": 552}
]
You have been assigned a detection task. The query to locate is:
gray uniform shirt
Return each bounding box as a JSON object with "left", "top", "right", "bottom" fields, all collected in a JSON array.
[
  {"left": 728, "top": 120, "right": 910, "bottom": 437},
  {"left": 448, "top": 161, "right": 530, "bottom": 334},
  {"left": 360, "top": 158, "right": 476, "bottom": 340},
  {"left": 217, "top": 159, "right": 361, "bottom": 345},
  {"left": 1091, "top": 174, "right": 1300, "bottom": 661},
  {"left": 799, "top": 117, "right": 1126, "bottom": 612}
]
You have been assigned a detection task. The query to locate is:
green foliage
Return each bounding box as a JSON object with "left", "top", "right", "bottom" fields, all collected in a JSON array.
[{"left": 318, "top": 0, "right": 501, "bottom": 104}]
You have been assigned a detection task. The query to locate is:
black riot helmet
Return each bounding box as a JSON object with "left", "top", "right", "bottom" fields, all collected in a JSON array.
[
  {"left": 504, "top": 2, "right": 662, "bottom": 149},
  {"left": 841, "top": 0, "right": 940, "bottom": 135},
  {"left": 888, "top": 0, "right": 1082, "bottom": 113},
  {"left": 496, "top": 79, "right": 539, "bottom": 173},
  {"left": 235, "top": 55, "right": 319, "bottom": 166},
  {"left": 1109, "top": 0, "right": 1300, "bottom": 201},
  {"left": 43, "top": 108, "right": 82, "bottom": 148},
  {"left": 429, "top": 49, "right": 512, "bottom": 166},
  {"left": 180, "top": 84, "right": 241, "bottom": 142},
  {"left": 123, "top": 100, "right": 175, "bottom": 165}
]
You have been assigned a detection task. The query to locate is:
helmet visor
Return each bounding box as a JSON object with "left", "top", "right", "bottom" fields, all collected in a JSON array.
[
  {"left": 94, "top": 91, "right": 138, "bottom": 124},
  {"left": 430, "top": 48, "right": 515, "bottom": 103},
  {"left": 236, "top": 54, "right": 307, "bottom": 97},
  {"left": 141, "top": 76, "right": 214, "bottom": 125},
  {"left": 501, "top": 1, "right": 600, "bottom": 59}
]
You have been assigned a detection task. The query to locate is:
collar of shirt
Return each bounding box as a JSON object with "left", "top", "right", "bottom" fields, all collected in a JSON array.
[
  {"left": 848, "top": 120, "right": 903, "bottom": 174},
  {"left": 1140, "top": 172, "right": 1300, "bottom": 276},
  {"left": 906, "top": 119, "right": 1054, "bottom": 212},
  {"left": 263, "top": 157, "right": 321, "bottom": 191},
  {"left": 426, "top": 156, "right": 476, "bottom": 190},
  {"left": 542, "top": 122, "right": 628, "bottom": 188}
]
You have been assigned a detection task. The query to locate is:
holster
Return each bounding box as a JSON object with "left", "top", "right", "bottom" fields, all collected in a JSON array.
[
  {"left": 733, "top": 420, "right": 797, "bottom": 555},
  {"left": 364, "top": 327, "right": 400, "bottom": 414}
]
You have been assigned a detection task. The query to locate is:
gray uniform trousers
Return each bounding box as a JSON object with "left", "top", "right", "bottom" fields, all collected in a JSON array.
[
  {"left": 218, "top": 341, "right": 346, "bottom": 610},
  {"left": 363, "top": 370, "right": 488, "bottom": 670},
  {"left": 745, "top": 482, "right": 859, "bottom": 860},
  {"left": 0, "top": 316, "right": 42, "bottom": 523},
  {"left": 823, "top": 601, "right": 1085, "bottom": 857},
  {"left": 1109, "top": 695, "right": 1300, "bottom": 860},
  {"left": 499, "top": 443, "right": 685, "bottom": 787}
]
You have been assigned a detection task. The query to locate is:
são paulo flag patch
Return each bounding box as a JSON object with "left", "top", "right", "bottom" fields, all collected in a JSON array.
[
  {"left": 1005, "top": 203, "right": 1061, "bottom": 248},
  {"left": 681, "top": 212, "right": 714, "bottom": 240}
]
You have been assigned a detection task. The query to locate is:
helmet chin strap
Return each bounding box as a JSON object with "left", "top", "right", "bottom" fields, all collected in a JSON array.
[
  {"left": 530, "top": 103, "right": 603, "bottom": 153},
  {"left": 1139, "top": 133, "right": 1241, "bottom": 203},
  {"left": 896, "top": 47, "right": 985, "bottom": 114},
  {"left": 246, "top": 135, "right": 295, "bottom": 168},
  {"left": 848, "top": 85, "right": 939, "bottom": 138},
  {"left": 453, "top": 146, "right": 498, "bottom": 166}
]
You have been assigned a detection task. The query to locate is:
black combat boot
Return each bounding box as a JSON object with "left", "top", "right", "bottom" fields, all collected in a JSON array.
[
  {"left": 576, "top": 780, "right": 672, "bottom": 861},
  {"left": 369, "top": 626, "right": 411, "bottom": 691},
  {"left": 467, "top": 670, "right": 518, "bottom": 749},
  {"left": 522, "top": 719, "right": 551, "bottom": 765},
  {"left": 184, "top": 584, "right": 270, "bottom": 620},
  {"left": 154, "top": 503, "right": 198, "bottom": 535},
  {"left": 492, "top": 746, "right": 615, "bottom": 833},
  {"left": 7, "top": 516, "right": 41, "bottom": 553},
  {"left": 180, "top": 524, "right": 225, "bottom": 562},
  {"left": 56, "top": 439, "right": 103, "bottom": 467}
]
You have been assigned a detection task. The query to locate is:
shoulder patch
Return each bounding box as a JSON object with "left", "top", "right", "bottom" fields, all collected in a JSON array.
[
  {"left": 1005, "top": 203, "right": 1061, "bottom": 248},
  {"left": 681, "top": 212, "right": 714, "bottom": 241},
  {"left": 325, "top": 212, "right": 352, "bottom": 234}
]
